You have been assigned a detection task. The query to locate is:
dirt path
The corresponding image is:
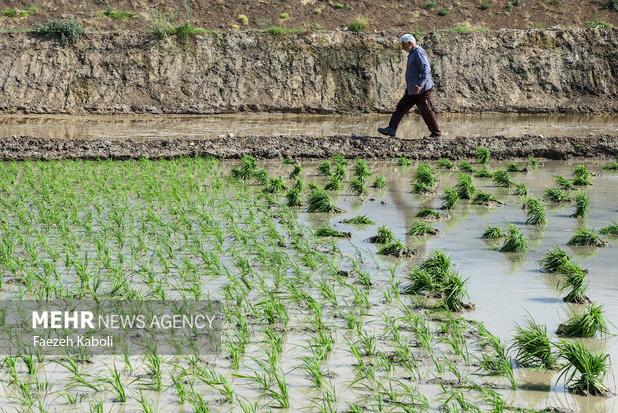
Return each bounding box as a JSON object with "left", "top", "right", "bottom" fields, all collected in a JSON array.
[{"left": 1, "top": 134, "right": 617, "bottom": 160}]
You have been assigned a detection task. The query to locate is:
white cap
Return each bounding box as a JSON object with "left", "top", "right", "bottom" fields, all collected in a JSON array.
[{"left": 400, "top": 33, "right": 416, "bottom": 44}]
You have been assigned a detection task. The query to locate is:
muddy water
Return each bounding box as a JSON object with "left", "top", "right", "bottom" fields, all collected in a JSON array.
[
  {"left": 1, "top": 113, "right": 617, "bottom": 139},
  {"left": 295, "top": 159, "right": 618, "bottom": 412}
]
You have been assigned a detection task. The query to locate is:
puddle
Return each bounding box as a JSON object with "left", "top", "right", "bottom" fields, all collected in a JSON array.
[{"left": 1, "top": 113, "right": 617, "bottom": 140}]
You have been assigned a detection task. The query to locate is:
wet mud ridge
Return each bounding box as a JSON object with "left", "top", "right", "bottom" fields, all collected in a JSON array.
[{"left": 1, "top": 134, "right": 617, "bottom": 160}]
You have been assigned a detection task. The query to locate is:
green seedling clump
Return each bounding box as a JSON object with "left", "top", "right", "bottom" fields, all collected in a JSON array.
[
  {"left": 441, "top": 186, "right": 459, "bottom": 210},
  {"left": 511, "top": 319, "right": 557, "bottom": 369},
  {"left": 455, "top": 174, "right": 476, "bottom": 199},
  {"left": 500, "top": 225, "right": 527, "bottom": 253},
  {"left": 396, "top": 156, "right": 411, "bottom": 167},
  {"left": 506, "top": 162, "right": 527, "bottom": 173},
  {"left": 559, "top": 262, "right": 590, "bottom": 304},
  {"left": 317, "top": 160, "right": 331, "bottom": 176},
  {"left": 472, "top": 191, "right": 502, "bottom": 206},
  {"left": 416, "top": 207, "right": 444, "bottom": 220},
  {"left": 369, "top": 225, "right": 395, "bottom": 244},
  {"left": 407, "top": 221, "right": 439, "bottom": 236},
  {"left": 475, "top": 146, "right": 490, "bottom": 164},
  {"left": 315, "top": 227, "right": 351, "bottom": 238},
  {"left": 412, "top": 163, "right": 438, "bottom": 193},
  {"left": 353, "top": 159, "right": 372, "bottom": 181},
  {"left": 474, "top": 167, "right": 493, "bottom": 178},
  {"left": 555, "top": 176, "right": 574, "bottom": 190},
  {"left": 481, "top": 226, "right": 503, "bottom": 239},
  {"left": 567, "top": 228, "right": 607, "bottom": 247},
  {"left": 570, "top": 191, "right": 590, "bottom": 218},
  {"left": 556, "top": 304, "right": 609, "bottom": 338},
  {"left": 544, "top": 188, "right": 572, "bottom": 203},
  {"left": 492, "top": 170, "right": 512, "bottom": 187},
  {"left": 523, "top": 198, "right": 546, "bottom": 225},
  {"left": 324, "top": 173, "right": 342, "bottom": 191},
  {"left": 372, "top": 175, "right": 386, "bottom": 188},
  {"left": 307, "top": 187, "right": 343, "bottom": 213},
  {"left": 34, "top": 18, "right": 84, "bottom": 45},
  {"left": 378, "top": 240, "right": 414, "bottom": 257},
  {"left": 348, "top": 177, "right": 367, "bottom": 196},
  {"left": 458, "top": 161, "right": 476, "bottom": 173},
  {"left": 556, "top": 340, "right": 610, "bottom": 396},
  {"left": 599, "top": 220, "right": 618, "bottom": 235},
  {"left": 539, "top": 246, "right": 572, "bottom": 273},
  {"left": 437, "top": 158, "right": 454, "bottom": 169},
  {"left": 513, "top": 183, "right": 528, "bottom": 196},
  {"left": 572, "top": 164, "right": 593, "bottom": 186},
  {"left": 341, "top": 215, "right": 374, "bottom": 225}
]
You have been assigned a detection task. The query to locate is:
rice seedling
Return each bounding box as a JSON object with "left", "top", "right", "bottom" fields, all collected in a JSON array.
[
  {"left": 324, "top": 173, "right": 342, "bottom": 191},
  {"left": 317, "top": 160, "right": 331, "bottom": 176},
  {"left": 138, "top": 391, "right": 156, "bottom": 413},
  {"left": 264, "top": 176, "right": 286, "bottom": 193},
  {"left": 341, "top": 215, "right": 374, "bottom": 225},
  {"left": 307, "top": 187, "right": 343, "bottom": 213},
  {"left": 600, "top": 220, "right": 618, "bottom": 235},
  {"left": 570, "top": 191, "right": 590, "bottom": 218},
  {"left": 506, "top": 162, "right": 526, "bottom": 173},
  {"left": 602, "top": 159, "right": 618, "bottom": 170},
  {"left": 107, "top": 365, "right": 127, "bottom": 402},
  {"left": 286, "top": 179, "right": 303, "bottom": 206},
  {"left": 289, "top": 162, "right": 302, "bottom": 179},
  {"left": 396, "top": 156, "right": 411, "bottom": 167},
  {"left": 378, "top": 239, "right": 414, "bottom": 257},
  {"left": 455, "top": 174, "right": 476, "bottom": 199},
  {"left": 557, "top": 304, "right": 609, "bottom": 338},
  {"left": 415, "top": 207, "right": 443, "bottom": 219},
  {"left": 527, "top": 156, "right": 540, "bottom": 169},
  {"left": 567, "top": 228, "right": 607, "bottom": 247},
  {"left": 511, "top": 319, "right": 557, "bottom": 369},
  {"left": 474, "top": 167, "right": 493, "bottom": 178},
  {"left": 372, "top": 175, "right": 385, "bottom": 188},
  {"left": 231, "top": 155, "right": 258, "bottom": 180},
  {"left": 440, "top": 388, "right": 481, "bottom": 412},
  {"left": 513, "top": 182, "right": 528, "bottom": 196},
  {"left": 475, "top": 146, "right": 490, "bottom": 164},
  {"left": 543, "top": 187, "right": 572, "bottom": 203},
  {"left": 353, "top": 159, "right": 372, "bottom": 181},
  {"left": 472, "top": 191, "right": 502, "bottom": 206},
  {"left": 412, "top": 163, "right": 438, "bottom": 193},
  {"left": 407, "top": 220, "right": 439, "bottom": 236},
  {"left": 539, "top": 246, "right": 572, "bottom": 273},
  {"left": 492, "top": 170, "right": 512, "bottom": 187},
  {"left": 437, "top": 158, "right": 454, "bottom": 169},
  {"left": 558, "top": 261, "right": 590, "bottom": 304},
  {"left": 499, "top": 225, "right": 527, "bottom": 253},
  {"left": 348, "top": 177, "right": 367, "bottom": 196},
  {"left": 441, "top": 186, "right": 459, "bottom": 210},
  {"left": 458, "top": 161, "right": 476, "bottom": 173},
  {"left": 441, "top": 271, "right": 470, "bottom": 312},
  {"left": 523, "top": 197, "right": 546, "bottom": 225},
  {"left": 572, "top": 164, "right": 593, "bottom": 186},
  {"left": 482, "top": 225, "right": 504, "bottom": 239},
  {"left": 477, "top": 334, "right": 516, "bottom": 389},
  {"left": 332, "top": 154, "right": 348, "bottom": 166},
  {"left": 369, "top": 225, "right": 395, "bottom": 244},
  {"left": 556, "top": 175, "right": 574, "bottom": 190},
  {"left": 556, "top": 340, "right": 610, "bottom": 396},
  {"left": 315, "top": 226, "right": 351, "bottom": 238}
]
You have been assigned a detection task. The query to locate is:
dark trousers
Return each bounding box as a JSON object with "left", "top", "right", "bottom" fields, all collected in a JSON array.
[{"left": 388, "top": 89, "right": 441, "bottom": 134}]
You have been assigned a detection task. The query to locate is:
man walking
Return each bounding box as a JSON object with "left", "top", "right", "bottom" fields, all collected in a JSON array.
[{"left": 378, "top": 34, "right": 441, "bottom": 138}]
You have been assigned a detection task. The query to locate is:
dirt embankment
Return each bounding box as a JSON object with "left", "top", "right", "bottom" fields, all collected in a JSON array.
[
  {"left": 2, "top": 134, "right": 616, "bottom": 160},
  {"left": 0, "top": 29, "right": 616, "bottom": 115}
]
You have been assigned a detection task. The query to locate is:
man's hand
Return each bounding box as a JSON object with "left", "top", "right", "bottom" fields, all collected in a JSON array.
[{"left": 412, "top": 85, "right": 422, "bottom": 95}]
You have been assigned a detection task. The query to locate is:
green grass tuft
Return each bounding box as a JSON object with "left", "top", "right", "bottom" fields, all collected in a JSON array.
[
  {"left": 492, "top": 170, "right": 512, "bottom": 187},
  {"left": 262, "top": 25, "right": 305, "bottom": 35},
  {"left": 555, "top": 176, "right": 574, "bottom": 190},
  {"left": 437, "top": 158, "right": 454, "bottom": 169},
  {"left": 103, "top": 8, "right": 134, "bottom": 20},
  {"left": 513, "top": 183, "right": 528, "bottom": 196},
  {"left": 572, "top": 165, "right": 593, "bottom": 186},
  {"left": 317, "top": 161, "right": 331, "bottom": 176},
  {"left": 472, "top": 191, "right": 502, "bottom": 206},
  {"left": 34, "top": 18, "right": 84, "bottom": 45},
  {"left": 348, "top": 177, "right": 367, "bottom": 196},
  {"left": 458, "top": 161, "right": 476, "bottom": 173},
  {"left": 539, "top": 246, "right": 572, "bottom": 273},
  {"left": 455, "top": 174, "right": 476, "bottom": 199},
  {"left": 559, "top": 262, "right": 590, "bottom": 304},
  {"left": 372, "top": 175, "right": 386, "bottom": 188},
  {"left": 378, "top": 240, "right": 414, "bottom": 257},
  {"left": 369, "top": 225, "right": 395, "bottom": 244},
  {"left": 599, "top": 220, "right": 618, "bottom": 235},
  {"left": 412, "top": 163, "right": 438, "bottom": 193},
  {"left": 475, "top": 146, "right": 490, "bottom": 164},
  {"left": 415, "top": 207, "right": 443, "bottom": 219},
  {"left": 307, "top": 187, "right": 343, "bottom": 213},
  {"left": 543, "top": 188, "right": 572, "bottom": 203},
  {"left": 396, "top": 156, "right": 411, "bottom": 167},
  {"left": 346, "top": 16, "right": 368, "bottom": 32}
]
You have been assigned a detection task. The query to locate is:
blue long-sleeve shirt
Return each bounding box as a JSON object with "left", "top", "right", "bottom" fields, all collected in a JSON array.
[{"left": 405, "top": 45, "right": 434, "bottom": 95}]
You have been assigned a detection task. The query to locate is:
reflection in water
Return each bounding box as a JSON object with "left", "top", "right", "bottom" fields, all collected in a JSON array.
[{"left": 1, "top": 113, "right": 617, "bottom": 140}]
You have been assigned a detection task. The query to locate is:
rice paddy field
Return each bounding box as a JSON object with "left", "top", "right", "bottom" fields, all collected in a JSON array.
[{"left": 0, "top": 152, "right": 617, "bottom": 412}]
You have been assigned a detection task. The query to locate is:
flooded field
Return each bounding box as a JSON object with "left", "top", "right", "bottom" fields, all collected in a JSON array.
[
  {"left": 0, "top": 154, "right": 616, "bottom": 412},
  {"left": 1, "top": 113, "right": 617, "bottom": 140}
]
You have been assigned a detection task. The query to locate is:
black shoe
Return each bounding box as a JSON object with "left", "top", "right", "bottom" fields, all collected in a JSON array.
[
  {"left": 378, "top": 127, "right": 397, "bottom": 137},
  {"left": 429, "top": 133, "right": 442, "bottom": 138}
]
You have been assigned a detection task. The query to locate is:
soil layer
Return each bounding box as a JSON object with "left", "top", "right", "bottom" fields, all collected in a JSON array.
[{"left": 2, "top": 134, "right": 617, "bottom": 160}]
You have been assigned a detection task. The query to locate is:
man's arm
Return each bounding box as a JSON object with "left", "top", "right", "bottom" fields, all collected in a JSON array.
[{"left": 413, "top": 50, "right": 431, "bottom": 94}]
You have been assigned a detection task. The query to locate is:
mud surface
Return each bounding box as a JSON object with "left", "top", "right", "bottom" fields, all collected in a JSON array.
[
  {"left": 1, "top": 29, "right": 616, "bottom": 115},
  {"left": 1, "top": 134, "right": 617, "bottom": 161},
  {"left": 2, "top": 113, "right": 617, "bottom": 140}
]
